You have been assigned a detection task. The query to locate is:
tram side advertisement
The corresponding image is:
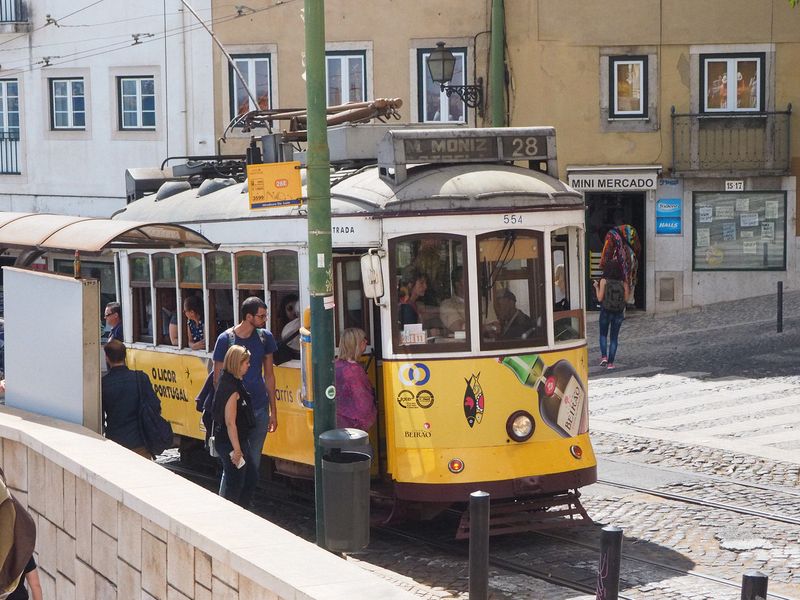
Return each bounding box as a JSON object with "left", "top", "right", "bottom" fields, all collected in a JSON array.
[{"left": 386, "top": 347, "right": 589, "bottom": 450}]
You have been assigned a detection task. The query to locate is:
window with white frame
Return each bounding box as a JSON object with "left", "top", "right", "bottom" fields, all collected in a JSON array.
[
  {"left": 50, "top": 78, "right": 85, "bottom": 129},
  {"left": 418, "top": 47, "right": 467, "bottom": 123},
  {"left": 701, "top": 53, "right": 764, "bottom": 113},
  {"left": 229, "top": 54, "right": 271, "bottom": 118},
  {"left": 0, "top": 79, "right": 20, "bottom": 139},
  {"left": 118, "top": 77, "right": 155, "bottom": 129},
  {"left": 609, "top": 56, "right": 647, "bottom": 118},
  {"left": 326, "top": 51, "right": 366, "bottom": 106}
]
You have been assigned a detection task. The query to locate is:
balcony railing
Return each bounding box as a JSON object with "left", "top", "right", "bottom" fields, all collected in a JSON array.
[
  {"left": 671, "top": 105, "right": 792, "bottom": 176},
  {"left": 0, "top": 131, "right": 20, "bottom": 174},
  {"left": 0, "top": 0, "right": 24, "bottom": 23}
]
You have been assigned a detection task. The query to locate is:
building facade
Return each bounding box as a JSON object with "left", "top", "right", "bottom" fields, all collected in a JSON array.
[
  {"left": 0, "top": 0, "right": 215, "bottom": 217},
  {"left": 210, "top": 0, "right": 798, "bottom": 313}
]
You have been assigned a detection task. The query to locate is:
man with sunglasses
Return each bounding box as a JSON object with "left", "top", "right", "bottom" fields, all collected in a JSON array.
[
  {"left": 104, "top": 302, "right": 123, "bottom": 343},
  {"left": 212, "top": 296, "right": 278, "bottom": 507}
]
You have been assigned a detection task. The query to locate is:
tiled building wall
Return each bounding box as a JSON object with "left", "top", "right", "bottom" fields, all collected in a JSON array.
[{"left": 0, "top": 438, "right": 279, "bottom": 600}]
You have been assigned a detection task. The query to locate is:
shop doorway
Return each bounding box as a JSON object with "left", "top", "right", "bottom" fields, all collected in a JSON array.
[{"left": 586, "top": 192, "right": 646, "bottom": 310}]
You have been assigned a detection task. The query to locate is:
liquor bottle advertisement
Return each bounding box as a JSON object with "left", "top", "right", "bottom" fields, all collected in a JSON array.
[{"left": 384, "top": 348, "right": 588, "bottom": 448}]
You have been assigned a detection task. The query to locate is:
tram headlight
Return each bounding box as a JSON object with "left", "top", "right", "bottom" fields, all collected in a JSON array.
[{"left": 506, "top": 410, "right": 535, "bottom": 442}]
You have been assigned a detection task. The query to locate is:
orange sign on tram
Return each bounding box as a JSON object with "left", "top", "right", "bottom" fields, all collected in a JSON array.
[{"left": 247, "top": 161, "right": 302, "bottom": 209}]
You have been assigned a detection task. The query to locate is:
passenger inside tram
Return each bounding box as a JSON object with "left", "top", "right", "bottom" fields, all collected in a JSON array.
[
  {"left": 439, "top": 266, "right": 466, "bottom": 336},
  {"left": 485, "top": 288, "right": 535, "bottom": 340}
]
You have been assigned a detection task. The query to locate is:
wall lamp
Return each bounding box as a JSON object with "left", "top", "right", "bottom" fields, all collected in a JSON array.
[{"left": 426, "top": 41, "right": 484, "bottom": 118}]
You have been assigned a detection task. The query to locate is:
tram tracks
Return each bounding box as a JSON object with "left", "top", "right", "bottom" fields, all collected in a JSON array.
[
  {"left": 598, "top": 477, "right": 800, "bottom": 526},
  {"left": 162, "top": 459, "right": 797, "bottom": 599}
]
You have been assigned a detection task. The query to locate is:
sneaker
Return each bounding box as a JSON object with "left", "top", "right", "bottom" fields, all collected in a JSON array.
[
  {"left": 606, "top": 363, "right": 616, "bottom": 370},
  {"left": 599, "top": 357, "right": 608, "bottom": 366}
]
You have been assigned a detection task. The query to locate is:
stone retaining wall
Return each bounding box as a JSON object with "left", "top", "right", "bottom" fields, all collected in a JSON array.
[{"left": 0, "top": 406, "right": 413, "bottom": 599}]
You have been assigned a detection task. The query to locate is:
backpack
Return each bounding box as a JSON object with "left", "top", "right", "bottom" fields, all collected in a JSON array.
[
  {"left": 0, "top": 468, "right": 35, "bottom": 600},
  {"left": 602, "top": 279, "right": 626, "bottom": 313},
  {"left": 136, "top": 371, "right": 174, "bottom": 456}
]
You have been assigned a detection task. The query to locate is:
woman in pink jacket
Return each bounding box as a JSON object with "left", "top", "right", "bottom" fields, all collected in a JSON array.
[{"left": 334, "top": 328, "right": 376, "bottom": 431}]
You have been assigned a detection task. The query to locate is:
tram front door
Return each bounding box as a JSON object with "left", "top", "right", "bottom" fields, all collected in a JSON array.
[{"left": 585, "top": 192, "right": 646, "bottom": 311}]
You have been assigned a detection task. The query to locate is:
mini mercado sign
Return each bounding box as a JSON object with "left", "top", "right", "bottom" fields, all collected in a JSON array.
[
  {"left": 656, "top": 198, "right": 682, "bottom": 235},
  {"left": 247, "top": 161, "right": 302, "bottom": 209}
]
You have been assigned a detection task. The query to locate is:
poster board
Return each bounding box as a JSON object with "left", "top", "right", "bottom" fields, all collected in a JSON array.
[
  {"left": 4, "top": 268, "right": 101, "bottom": 432},
  {"left": 693, "top": 192, "right": 786, "bottom": 271}
]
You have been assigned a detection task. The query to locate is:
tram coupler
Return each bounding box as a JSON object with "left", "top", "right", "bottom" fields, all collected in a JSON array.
[{"left": 455, "top": 489, "right": 593, "bottom": 540}]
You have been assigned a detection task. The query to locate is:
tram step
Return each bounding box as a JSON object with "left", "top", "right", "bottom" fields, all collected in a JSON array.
[{"left": 455, "top": 490, "right": 592, "bottom": 539}]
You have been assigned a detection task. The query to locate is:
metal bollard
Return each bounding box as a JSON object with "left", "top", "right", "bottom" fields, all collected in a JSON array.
[
  {"left": 468, "top": 491, "right": 490, "bottom": 600},
  {"left": 741, "top": 570, "right": 768, "bottom": 600},
  {"left": 777, "top": 281, "right": 783, "bottom": 333},
  {"left": 596, "top": 525, "right": 623, "bottom": 600}
]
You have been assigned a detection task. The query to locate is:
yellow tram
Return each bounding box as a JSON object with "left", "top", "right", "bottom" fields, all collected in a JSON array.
[{"left": 116, "top": 125, "right": 596, "bottom": 530}]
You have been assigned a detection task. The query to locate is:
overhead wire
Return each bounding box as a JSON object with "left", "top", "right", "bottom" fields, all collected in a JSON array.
[
  {"left": 0, "top": 0, "right": 110, "bottom": 49},
  {"left": 0, "top": 4, "right": 254, "bottom": 77}
]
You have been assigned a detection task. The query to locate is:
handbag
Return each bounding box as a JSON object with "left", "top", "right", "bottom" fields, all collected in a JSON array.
[{"left": 137, "top": 372, "right": 174, "bottom": 456}]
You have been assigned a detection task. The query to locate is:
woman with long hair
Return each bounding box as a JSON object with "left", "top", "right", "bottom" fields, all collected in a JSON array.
[
  {"left": 593, "top": 260, "right": 630, "bottom": 370},
  {"left": 212, "top": 344, "right": 258, "bottom": 506},
  {"left": 334, "top": 328, "right": 376, "bottom": 431}
]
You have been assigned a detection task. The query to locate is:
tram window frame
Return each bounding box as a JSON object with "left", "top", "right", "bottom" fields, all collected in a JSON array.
[
  {"left": 129, "top": 253, "right": 153, "bottom": 344},
  {"left": 478, "top": 230, "right": 547, "bottom": 351},
  {"left": 53, "top": 258, "right": 116, "bottom": 323},
  {"left": 267, "top": 250, "right": 300, "bottom": 341},
  {"left": 388, "top": 234, "right": 470, "bottom": 354},
  {"left": 551, "top": 229, "right": 584, "bottom": 343},
  {"left": 333, "top": 256, "right": 370, "bottom": 347},
  {"left": 152, "top": 253, "right": 178, "bottom": 347},
  {"left": 235, "top": 251, "right": 266, "bottom": 311},
  {"left": 205, "top": 251, "right": 234, "bottom": 344},
  {"left": 177, "top": 252, "right": 204, "bottom": 349}
]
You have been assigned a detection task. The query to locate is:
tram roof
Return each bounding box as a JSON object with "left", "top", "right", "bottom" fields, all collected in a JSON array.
[
  {"left": 114, "top": 162, "right": 582, "bottom": 224},
  {"left": 0, "top": 212, "right": 215, "bottom": 254}
]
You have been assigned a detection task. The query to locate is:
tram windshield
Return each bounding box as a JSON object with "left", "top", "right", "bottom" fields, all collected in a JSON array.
[
  {"left": 479, "top": 230, "right": 547, "bottom": 350},
  {"left": 389, "top": 234, "right": 470, "bottom": 352}
]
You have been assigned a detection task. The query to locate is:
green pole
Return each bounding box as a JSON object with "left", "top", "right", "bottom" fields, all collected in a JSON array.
[
  {"left": 489, "top": 0, "right": 506, "bottom": 127},
  {"left": 304, "top": 0, "right": 336, "bottom": 547}
]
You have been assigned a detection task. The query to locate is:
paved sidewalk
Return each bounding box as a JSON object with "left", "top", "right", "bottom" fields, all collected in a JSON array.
[{"left": 586, "top": 290, "right": 800, "bottom": 464}]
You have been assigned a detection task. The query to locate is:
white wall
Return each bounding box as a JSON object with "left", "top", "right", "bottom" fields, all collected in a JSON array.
[{"left": 0, "top": 1, "right": 214, "bottom": 217}]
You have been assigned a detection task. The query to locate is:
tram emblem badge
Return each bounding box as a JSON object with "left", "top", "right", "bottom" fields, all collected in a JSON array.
[{"left": 463, "top": 373, "right": 485, "bottom": 428}]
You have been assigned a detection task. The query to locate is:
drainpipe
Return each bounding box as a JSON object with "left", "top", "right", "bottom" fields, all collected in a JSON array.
[
  {"left": 304, "top": 0, "right": 336, "bottom": 548},
  {"left": 489, "top": 0, "right": 506, "bottom": 127}
]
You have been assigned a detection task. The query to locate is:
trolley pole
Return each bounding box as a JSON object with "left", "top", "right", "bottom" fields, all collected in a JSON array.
[
  {"left": 489, "top": 0, "right": 506, "bottom": 127},
  {"left": 305, "top": 0, "right": 336, "bottom": 548}
]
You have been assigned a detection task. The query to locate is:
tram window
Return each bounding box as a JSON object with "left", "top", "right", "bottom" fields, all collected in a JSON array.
[
  {"left": 236, "top": 251, "right": 265, "bottom": 308},
  {"left": 389, "top": 234, "right": 469, "bottom": 353},
  {"left": 334, "top": 258, "right": 369, "bottom": 345},
  {"left": 129, "top": 254, "right": 152, "bottom": 344},
  {"left": 206, "top": 252, "right": 233, "bottom": 343},
  {"left": 478, "top": 230, "right": 547, "bottom": 350},
  {"left": 267, "top": 251, "right": 299, "bottom": 340},
  {"left": 54, "top": 258, "right": 116, "bottom": 323},
  {"left": 177, "top": 252, "right": 203, "bottom": 348},
  {"left": 153, "top": 253, "right": 177, "bottom": 346},
  {"left": 552, "top": 229, "right": 584, "bottom": 343}
]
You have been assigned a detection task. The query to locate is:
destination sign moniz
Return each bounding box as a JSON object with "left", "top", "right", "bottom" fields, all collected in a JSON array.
[{"left": 402, "top": 134, "right": 549, "bottom": 163}]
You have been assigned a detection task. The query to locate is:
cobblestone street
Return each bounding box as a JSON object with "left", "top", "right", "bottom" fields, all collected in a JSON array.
[{"left": 355, "top": 291, "right": 800, "bottom": 599}]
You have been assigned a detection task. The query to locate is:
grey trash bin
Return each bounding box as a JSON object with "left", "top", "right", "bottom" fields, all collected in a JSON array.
[{"left": 320, "top": 428, "right": 371, "bottom": 552}]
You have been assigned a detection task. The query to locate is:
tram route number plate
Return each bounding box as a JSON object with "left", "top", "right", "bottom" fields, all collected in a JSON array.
[{"left": 402, "top": 134, "right": 548, "bottom": 163}]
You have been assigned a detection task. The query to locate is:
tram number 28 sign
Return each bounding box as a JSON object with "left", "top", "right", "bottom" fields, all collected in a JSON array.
[{"left": 402, "top": 134, "right": 549, "bottom": 163}]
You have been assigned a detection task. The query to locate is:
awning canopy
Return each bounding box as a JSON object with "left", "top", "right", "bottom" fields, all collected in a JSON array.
[{"left": 0, "top": 212, "right": 215, "bottom": 254}]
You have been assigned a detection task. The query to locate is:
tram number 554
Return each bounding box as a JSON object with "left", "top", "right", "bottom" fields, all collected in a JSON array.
[{"left": 503, "top": 214, "right": 523, "bottom": 225}]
